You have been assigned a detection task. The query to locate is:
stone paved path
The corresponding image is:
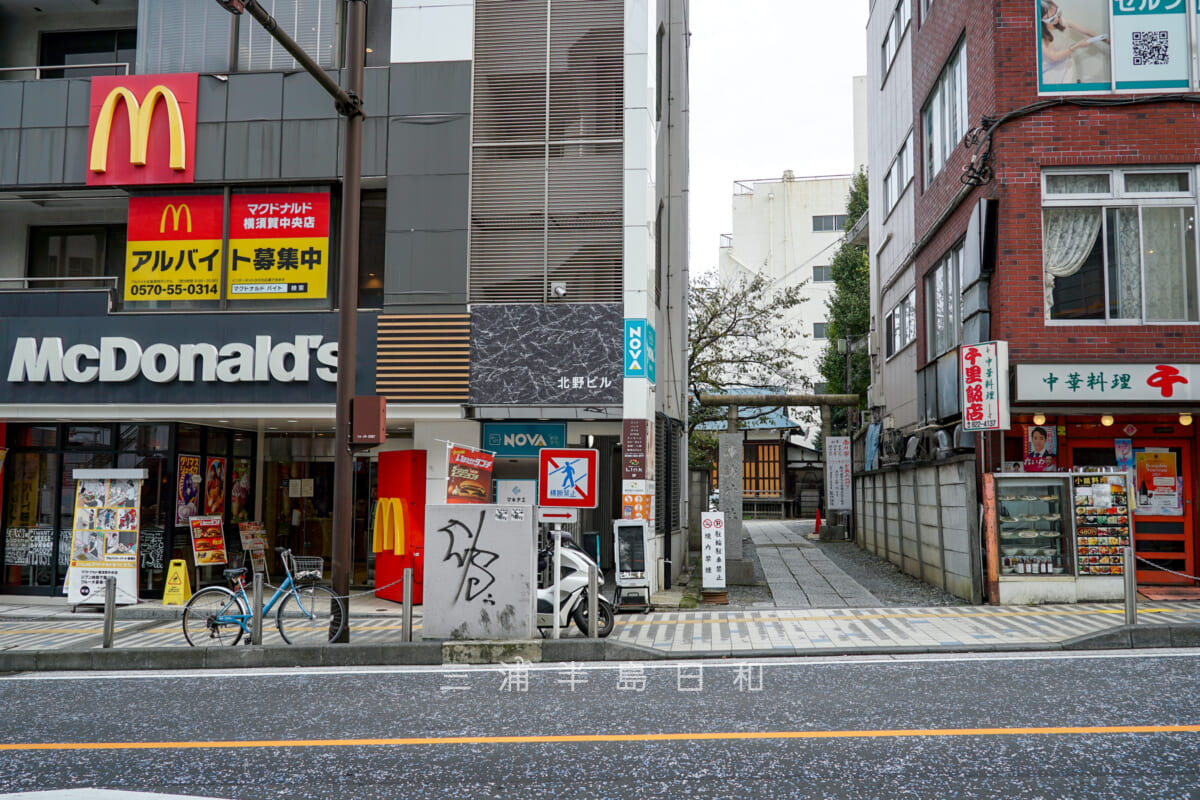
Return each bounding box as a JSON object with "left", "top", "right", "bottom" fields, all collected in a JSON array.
[{"left": 746, "top": 520, "right": 880, "bottom": 608}]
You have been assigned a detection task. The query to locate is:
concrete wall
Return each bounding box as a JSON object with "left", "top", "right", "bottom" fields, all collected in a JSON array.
[{"left": 854, "top": 455, "right": 982, "bottom": 602}]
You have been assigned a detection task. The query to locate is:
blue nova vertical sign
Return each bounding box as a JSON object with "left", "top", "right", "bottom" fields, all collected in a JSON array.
[{"left": 624, "top": 319, "right": 656, "bottom": 384}]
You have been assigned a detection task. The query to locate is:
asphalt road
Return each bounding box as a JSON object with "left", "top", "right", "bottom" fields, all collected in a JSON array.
[{"left": 1, "top": 651, "right": 1198, "bottom": 799}]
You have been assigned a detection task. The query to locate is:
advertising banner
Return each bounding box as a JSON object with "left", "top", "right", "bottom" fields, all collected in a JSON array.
[
  {"left": 189, "top": 514, "right": 228, "bottom": 566},
  {"left": 1135, "top": 450, "right": 1181, "bottom": 515},
  {"left": 65, "top": 473, "right": 143, "bottom": 605},
  {"left": 230, "top": 458, "right": 252, "bottom": 523},
  {"left": 446, "top": 444, "right": 495, "bottom": 504},
  {"left": 1037, "top": 0, "right": 1112, "bottom": 93},
  {"left": 124, "top": 194, "right": 224, "bottom": 302},
  {"left": 176, "top": 455, "right": 202, "bottom": 526},
  {"left": 237, "top": 521, "right": 268, "bottom": 575},
  {"left": 1111, "top": 0, "right": 1189, "bottom": 91},
  {"left": 204, "top": 457, "right": 226, "bottom": 516},
  {"left": 1024, "top": 424, "right": 1059, "bottom": 472},
  {"left": 228, "top": 193, "right": 331, "bottom": 300}
]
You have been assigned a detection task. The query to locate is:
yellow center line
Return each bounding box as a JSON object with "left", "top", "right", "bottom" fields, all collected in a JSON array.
[
  {"left": 616, "top": 607, "right": 1195, "bottom": 626},
  {"left": 2, "top": 724, "right": 1198, "bottom": 751}
]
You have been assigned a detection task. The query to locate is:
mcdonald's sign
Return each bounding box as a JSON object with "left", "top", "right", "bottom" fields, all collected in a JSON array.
[
  {"left": 125, "top": 195, "right": 224, "bottom": 302},
  {"left": 87, "top": 74, "right": 198, "bottom": 187}
]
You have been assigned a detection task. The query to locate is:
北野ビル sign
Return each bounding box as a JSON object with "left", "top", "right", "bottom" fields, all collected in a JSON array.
[
  {"left": 228, "top": 193, "right": 331, "bottom": 300},
  {"left": 87, "top": 74, "right": 198, "bottom": 187},
  {"left": 124, "top": 195, "right": 224, "bottom": 302}
]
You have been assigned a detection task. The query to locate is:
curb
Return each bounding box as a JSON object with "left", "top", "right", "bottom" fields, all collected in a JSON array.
[{"left": 3, "top": 625, "right": 1198, "bottom": 673}]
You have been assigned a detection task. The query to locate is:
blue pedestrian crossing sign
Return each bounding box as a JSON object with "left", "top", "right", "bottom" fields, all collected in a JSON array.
[{"left": 624, "top": 319, "right": 656, "bottom": 384}]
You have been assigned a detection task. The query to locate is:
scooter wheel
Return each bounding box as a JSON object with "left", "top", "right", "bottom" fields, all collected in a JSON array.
[{"left": 573, "top": 598, "right": 615, "bottom": 638}]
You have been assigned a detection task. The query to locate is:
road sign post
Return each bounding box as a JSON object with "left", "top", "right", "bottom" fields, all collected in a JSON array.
[{"left": 538, "top": 449, "right": 600, "bottom": 509}]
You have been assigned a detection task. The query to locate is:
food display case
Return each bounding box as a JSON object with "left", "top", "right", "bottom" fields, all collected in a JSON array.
[
  {"left": 1071, "top": 473, "right": 1130, "bottom": 578},
  {"left": 996, "top": 477, "right": 1072, "bottom": 577},
  {"left": 990, "top": 472, "right": 1127, "bottom": 604}
]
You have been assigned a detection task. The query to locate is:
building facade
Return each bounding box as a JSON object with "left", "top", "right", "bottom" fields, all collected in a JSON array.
[
  {"left": 862, "top": 0, "right": 1200, "bottom": 599},
  {"left": 0, "top": 0, "right": 689, "bottom": 599}
]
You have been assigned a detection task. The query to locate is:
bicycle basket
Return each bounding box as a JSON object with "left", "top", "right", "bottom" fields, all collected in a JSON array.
[{"left": 290, "top": 555, "right": 324, "bottom": 581}]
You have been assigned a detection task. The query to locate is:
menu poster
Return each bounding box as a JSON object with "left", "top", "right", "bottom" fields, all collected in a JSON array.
[
  {"left": 66, "top": 476, "right": 143, "bottom": 605},
  {"left": 176, "top": 455, "right": 202, "bottom": 526},
  {"left": 1135, "top": 450, "right": 1181, "bottom": 516},
  {"left": 237, "top": 521, "right": 268, "bottom": 575},
  {"left": 1072, "top": 474, "right": 1130, "bottom": 577},
  {"left": 189, "top": 515, "right": 228, "bottom": 566},
  {"left": 446, "top": 444, "right": 494, "bottom": 504}
]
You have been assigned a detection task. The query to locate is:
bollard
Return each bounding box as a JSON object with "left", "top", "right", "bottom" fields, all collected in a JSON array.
[
  {"left": 402, "top": 567, "right": 413, "bottom": 642},
  {"left": 1124, "top": 546, "right": 1137, "bottom": 626},
  {"left": 252, "top": 572, "right": 264, "bottom": 645},
  {"left": 588, "top": 563, "right": 598, "bottom": 638},
  {"left": 102, "top": 576, "right": 116, "bottom": 649}
]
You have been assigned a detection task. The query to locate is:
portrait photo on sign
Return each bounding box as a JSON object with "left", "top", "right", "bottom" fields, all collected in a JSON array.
[{"left": 1024, "top": 425, "right": 1058, "bottom": 472}]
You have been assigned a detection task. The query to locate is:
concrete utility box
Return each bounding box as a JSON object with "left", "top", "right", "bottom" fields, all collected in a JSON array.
[{"left": 422, "top": 504, "right": 536, "bottom": 640}]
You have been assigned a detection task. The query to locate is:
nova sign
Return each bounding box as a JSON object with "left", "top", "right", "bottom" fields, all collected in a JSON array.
[{"left": 7, "top": 335, "right": 338, "bottom": 384}]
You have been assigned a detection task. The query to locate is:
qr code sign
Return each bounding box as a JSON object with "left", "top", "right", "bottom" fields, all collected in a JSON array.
[{"left": 1131, "top": 30, "right": 1170, "bottom": 66}]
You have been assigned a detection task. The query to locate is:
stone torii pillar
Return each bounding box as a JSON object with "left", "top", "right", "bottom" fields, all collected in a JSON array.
[{"left": 699, "top": 392, "right": 859, "bottom": 584}]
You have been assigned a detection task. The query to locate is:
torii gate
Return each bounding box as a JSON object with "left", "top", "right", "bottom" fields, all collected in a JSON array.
[{"left": 699, "top": 392, "right": 859, "bottom": 584}]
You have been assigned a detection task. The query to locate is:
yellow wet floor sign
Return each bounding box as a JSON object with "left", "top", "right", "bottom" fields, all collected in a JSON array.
[{"left": 162, "top": 559, "right": 192, "bottom": 605}]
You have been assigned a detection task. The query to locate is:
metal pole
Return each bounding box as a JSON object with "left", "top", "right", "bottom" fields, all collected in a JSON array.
[
  {"left": 1124, "top": 546, "right": 1137, "bottom": 625},
  {"left": 102, "top": 577, "right": 116, "bottom": 649},
  {"left": 552, "top": 529, "right": 563, "bottom": 640},
  {"left": 252, "top": 572, "right": 264, "bottom": 645},
  {"left": 402, "top": 567, "right": 413, "bottom": 642},
  {"left": 588, "top": 563, "right": 598, "bottom": 638},
  {"left": 329, "top": 0, "right": 367, "bottom": 643}
]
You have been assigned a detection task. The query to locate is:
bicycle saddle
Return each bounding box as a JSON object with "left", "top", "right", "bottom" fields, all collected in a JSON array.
[{"left": 223, "top": 567, "right": 248, "bottom": 580}]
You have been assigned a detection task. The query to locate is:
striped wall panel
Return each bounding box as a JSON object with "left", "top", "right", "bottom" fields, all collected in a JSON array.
[{"left": 376, "top": 314, "right": 470, "bottom": 403}]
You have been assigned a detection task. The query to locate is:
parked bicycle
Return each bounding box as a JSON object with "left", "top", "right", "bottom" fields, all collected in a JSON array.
[{"left": 182, "top": 548, "right": 346, "bottom": 647}]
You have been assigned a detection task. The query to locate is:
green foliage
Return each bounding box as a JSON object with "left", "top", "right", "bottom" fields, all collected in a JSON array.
[
  {"left": 818, "top": 168, "right": 871, "bottom": 429},
  {"left": 687, "top": 271, "right": 809, "bottom": 467}
]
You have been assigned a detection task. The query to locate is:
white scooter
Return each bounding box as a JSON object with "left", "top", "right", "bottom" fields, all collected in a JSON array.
[{"left": 537, "top": 532, "right": 615, "bottom": 637}]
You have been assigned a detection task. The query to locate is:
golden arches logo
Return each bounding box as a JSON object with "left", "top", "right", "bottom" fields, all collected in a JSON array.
[
  {"left": 89, "top": 85, "right": 187, "bottom": 174},
  {"left": 371, "top": 498, "right": 409, "bottom": 556},
  {"left": 159, "top": 203, "right": 193, "bottom": 234}
]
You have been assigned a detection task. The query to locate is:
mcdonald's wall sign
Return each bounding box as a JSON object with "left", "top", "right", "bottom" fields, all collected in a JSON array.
[{"left": 87, "top": 73, "right": 198, "bottom": 187}]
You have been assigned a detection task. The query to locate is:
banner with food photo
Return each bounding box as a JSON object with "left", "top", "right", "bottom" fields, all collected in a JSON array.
[
  {"left": 189, "top": 515, "right": 228, "bottom": 566},
  {"left": 446, "top": 444, "right": 494, "bottom": 504},
  {"left": 65, "top": 472, "right": 144, "bottom": 605},
  {"left": 176, "top": 454, "right": 202, "bottom": 526}
]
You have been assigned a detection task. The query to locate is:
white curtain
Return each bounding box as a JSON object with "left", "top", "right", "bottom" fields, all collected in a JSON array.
[
  {"left": 1043, "top": 207, "right": 1102, "bottom": 314},
  {"left": 1109, "top": 207, "right": 1141, "bottom": 320},
  {"left": 1143, "top": 207, "right": 1193, "bottom": 321}
]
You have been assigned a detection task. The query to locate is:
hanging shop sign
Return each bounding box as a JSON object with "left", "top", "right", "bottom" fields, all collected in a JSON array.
[
  {"left": 228, "top": 193, "right": 331, "bottom": 300},
  {"left": 124, "top": 195, "right": 224, "bottom": 302},
  {"left": 825, "top": 436, "right": 853, "bottom": 511},
  {"left": 960, "top": 341, "right": 1011, "bottom": 431},
  {"left": 624, "top": 319, "right": 656, "bottom": 384},
  {"left": 87, "top": 73, "right": 198, "bottom": 187},
  {"left": 1015, "top": 363, "right": 1197, "bottom": 402},
  {"left": 446, "top": 444, "right": 495, "bottom": 504},
  {"left": 65, "top": 469, "right": 146, "bottom": 606},
  {"left": 189, "top": 515, "right": 228, "bottom": 566},
  {"left": 481, "top": 422, "right": 566, "bottom": 457}
]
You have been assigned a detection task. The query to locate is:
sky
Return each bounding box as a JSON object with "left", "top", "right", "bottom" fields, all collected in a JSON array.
[{"left": 687, "top": 1, "right": 869, "bottom": 277}]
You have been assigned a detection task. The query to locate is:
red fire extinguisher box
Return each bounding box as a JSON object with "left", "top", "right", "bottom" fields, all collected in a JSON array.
[{"left": 375, "top": 450, "right": 425, "bottom": 604}]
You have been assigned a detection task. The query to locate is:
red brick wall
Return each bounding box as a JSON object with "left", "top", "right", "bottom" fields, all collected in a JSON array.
[{"left": 911, "top": 0, "right": 1200, "bottom": 370}]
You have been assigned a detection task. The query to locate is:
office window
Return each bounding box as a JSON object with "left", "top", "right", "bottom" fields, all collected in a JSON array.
[
  {"left": 883, "top": 131, "right": 914, "bottom": 212},
  {"left": 922, "top": 40, "right": 968, "bottom": 185},
  {"left": 39, "top": 29, "right": 136, "bottom": 78},
  {"left": 813, "top": 322, "right": 828, "bottom": 339},
  {"left": 880, "top": 0, "right": 910, "bottom": 78},
  {"left": 812, "top": 265, "right": 832, "bottom": 282},
  {"left": 925, "top": 244, "right": 963, "bottom": 358},
  {"left": 813, "top": 215, "right": 848, "bottom": 233},
  {"left": 239, "top": 0, "right": 341, "bottom": 70},
  {"left": 1042, "top": 168, "right": 1199, "bottom": 323},
  {"left": 885, "top": 291, "right": 916, "bottom": 358}
]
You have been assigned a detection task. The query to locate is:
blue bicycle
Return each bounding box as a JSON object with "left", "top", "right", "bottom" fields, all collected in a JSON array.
[{"left": 182, "top": 548, "right": 346, "bottom": 646}]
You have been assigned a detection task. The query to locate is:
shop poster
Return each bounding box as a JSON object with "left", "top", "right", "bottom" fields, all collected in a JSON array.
[
  {"left": 237, "top": 521, "right": 269, "bottom": 576},
  {"left": 65, "top": 473, "right": 143, "bottom": 605},
  {"left": 204, "top": 457, "right": 226, "bottom": 516},
  {"left": 1023, "top": 424, "right": 1058, "bottom": 472},
  {"left": 1135, "top": 450, "right": 1181, "bottom": 516},
  {"left": 189, "top": 515, "right": 228, "bottom": 566},
  {"left": 446, "top": 443, "right": 494, "bottom": 504},
  {"left": 176, "top": 455, "right": 202, "bottom": 526},
  {"left": 231, "top": 458, "right": 252, "bottom": 523}
]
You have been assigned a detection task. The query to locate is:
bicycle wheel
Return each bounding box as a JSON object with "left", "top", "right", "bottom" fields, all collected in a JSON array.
[
  {"left": 276, "top": 583, "right": 345, "bottom": 645},
  {"left": 182, "top": 586, "right": 247, "bottom": 647}
]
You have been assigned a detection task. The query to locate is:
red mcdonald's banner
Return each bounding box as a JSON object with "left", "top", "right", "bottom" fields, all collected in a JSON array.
[{"left": 87, "top": 73, "right": 198, "bottom": 187}]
